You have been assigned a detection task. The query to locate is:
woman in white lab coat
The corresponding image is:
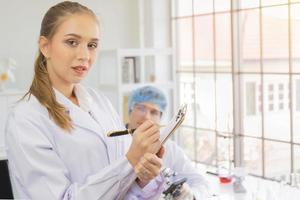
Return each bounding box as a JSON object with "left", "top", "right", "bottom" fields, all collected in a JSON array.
[{"left": 5, "top": 1, "right": 164, "bottom": 199}]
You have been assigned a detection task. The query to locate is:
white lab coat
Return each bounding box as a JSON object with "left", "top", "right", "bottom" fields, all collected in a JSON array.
[
  {"left": 163, "top": 141, "right": 208, "bottom": 199},
  {"left": 5, "top": 85, "right": 163, "bottom": 200}
]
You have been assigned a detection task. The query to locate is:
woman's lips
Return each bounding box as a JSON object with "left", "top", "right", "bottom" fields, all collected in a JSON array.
[{"left": 72, "top": 66, "right": 87, "bottom": 76}]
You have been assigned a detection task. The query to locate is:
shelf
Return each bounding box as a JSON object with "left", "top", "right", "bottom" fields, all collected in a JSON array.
[
  {"left": 142, "top": 48, "right": 173, "bottom": 56},
  {"left": 100, "top": 48, "right": 173, "bottom": 57},
  {"left": 98, "top": 84, "right": 118, "bottom": 91},
  {"left": 120, "top": 81, "right": 175, "bottom": 93},
  {"left": 98, "top": 82, "right": 174, "bottom": 93}
]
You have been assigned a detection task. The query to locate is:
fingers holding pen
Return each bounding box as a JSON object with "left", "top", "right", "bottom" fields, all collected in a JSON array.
[
  {"left": 132, "top": 120, "right": 161, "bottom": 150},
  {"left": 134, "top": 120, "right": 160, "bottom": 138}
]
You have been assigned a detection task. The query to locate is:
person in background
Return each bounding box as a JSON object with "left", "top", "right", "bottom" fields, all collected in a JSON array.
[
  {"left": 126, "top": 86, "right": 209, "bottom": 200},
  {"left": 5, "top": 1, "right": 165, "bottom": 199}
]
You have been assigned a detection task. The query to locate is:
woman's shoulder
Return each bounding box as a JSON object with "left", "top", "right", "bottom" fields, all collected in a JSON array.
[{"left": 10, "top": 94, "right": 48, "bottom": 119}]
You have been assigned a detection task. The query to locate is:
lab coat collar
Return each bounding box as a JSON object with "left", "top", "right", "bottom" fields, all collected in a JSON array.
[
  {"left": 53, "top": 85, "right": 105, "bottom": 140},
  {"left": 53, "top": 84, "right": 92, "bottom": 112}
]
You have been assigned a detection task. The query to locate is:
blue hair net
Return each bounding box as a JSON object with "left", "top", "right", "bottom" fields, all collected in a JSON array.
[{"left": 128, "top": 86, "right": 167, "bottom": 113}]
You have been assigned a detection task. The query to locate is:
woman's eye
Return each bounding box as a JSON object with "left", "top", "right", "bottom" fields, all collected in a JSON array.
[
  {"left": 66, "top": 40, "right": 79, "bottom": 47},
  {"left": 88, "top": 42, "right": 98, "bottom": 49}
]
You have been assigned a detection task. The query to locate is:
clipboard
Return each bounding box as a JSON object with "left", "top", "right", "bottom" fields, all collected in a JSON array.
[
  {"left": 160, "top": 103, "right": 187, "bottom": 144},
  {"left": 106, "top": 103, "right": 187, "bottom": 142}
]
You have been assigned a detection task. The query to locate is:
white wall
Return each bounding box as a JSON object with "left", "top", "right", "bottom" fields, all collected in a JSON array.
[{"left": 0, "top": 0, "right": 140, "bottom": 90}]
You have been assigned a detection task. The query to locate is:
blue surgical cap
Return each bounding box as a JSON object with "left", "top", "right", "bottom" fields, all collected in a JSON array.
[{"left": 128, "top": 86, "right": 167, "bottom": 113}]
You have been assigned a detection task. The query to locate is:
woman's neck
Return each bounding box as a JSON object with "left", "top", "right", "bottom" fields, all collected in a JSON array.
[{"left": 53, "top": 83, "right": 79, "bottom": 106}]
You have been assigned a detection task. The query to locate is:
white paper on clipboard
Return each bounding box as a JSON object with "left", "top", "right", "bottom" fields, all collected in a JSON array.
[{"left": 160, "top": 103, "right": 187, "bottom": 144}]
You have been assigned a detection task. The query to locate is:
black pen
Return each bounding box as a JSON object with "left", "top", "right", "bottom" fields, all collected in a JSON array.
[
  {"left": 107, "top": 125, "right": 165, "bottom": 137},
  {"left": 107, "top": 129, "right": 136, "bottom": 137}
]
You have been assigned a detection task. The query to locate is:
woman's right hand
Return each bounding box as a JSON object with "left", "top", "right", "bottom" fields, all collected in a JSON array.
[{"left": 126, "top": 120, "right": 161, "bottom": 168}]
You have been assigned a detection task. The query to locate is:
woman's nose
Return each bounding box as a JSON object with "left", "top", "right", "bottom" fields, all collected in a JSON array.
[{"left": 77, "top": 45, "right": 89, "bottom": 61}]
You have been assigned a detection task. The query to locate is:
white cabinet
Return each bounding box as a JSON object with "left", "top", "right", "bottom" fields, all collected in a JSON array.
[
  {"left": 96, "top": 48, "right": 175, "bottom": 124},
  {"left": 0, "top": 91, "right": 24, "bottom": 160}
]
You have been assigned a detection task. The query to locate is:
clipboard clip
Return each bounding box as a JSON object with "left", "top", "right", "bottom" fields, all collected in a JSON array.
[
  {"left": 160, "top": 103, "right": 187, "bottom": 144},
  {"left": 175, "top": 103, "right": 187, "bottom": 122}
]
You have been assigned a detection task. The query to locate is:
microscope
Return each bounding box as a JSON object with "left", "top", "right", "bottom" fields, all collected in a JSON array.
[{"left": 161, "top": 168, "right": 190, "bottom": 200}]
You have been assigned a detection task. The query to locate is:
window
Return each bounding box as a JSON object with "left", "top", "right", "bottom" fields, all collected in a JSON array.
[
  {"left": 174, "top": 0, "right": 300, "bottom": 180},
  {"left": 296, "top": 80, "right": 300, "bottom": 111},
  {"left": 246, "top": 82, "right": 256, "bottom": 115}
]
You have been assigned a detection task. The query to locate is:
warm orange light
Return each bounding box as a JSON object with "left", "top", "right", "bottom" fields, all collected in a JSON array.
[{"left": 0, "top": 73, "right": 8, "bottom": 81}]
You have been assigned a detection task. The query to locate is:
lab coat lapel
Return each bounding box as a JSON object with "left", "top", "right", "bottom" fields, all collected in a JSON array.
[
  {"left": 53, "top": 87, "right": 105, "bottom": 141},
  {"left": 88, "top": 100, "right": 120, "bottom": 163},
  {"left": 69, "top": 107, "right": 106, "bottom": 141}
]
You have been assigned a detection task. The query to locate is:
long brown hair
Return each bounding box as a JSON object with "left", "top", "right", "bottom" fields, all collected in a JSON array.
[{"left": 25, "top": 1, "right": 98, "bottom": 131}]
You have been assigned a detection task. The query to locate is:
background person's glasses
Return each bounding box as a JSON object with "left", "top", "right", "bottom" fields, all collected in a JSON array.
[{"left": 133, "top": 104, "right": 162, "bottom": 119}]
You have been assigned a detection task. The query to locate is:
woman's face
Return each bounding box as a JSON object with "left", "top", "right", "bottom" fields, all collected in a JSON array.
[{"left": 42, "top": 14, "right": 100, "bottom": 88}]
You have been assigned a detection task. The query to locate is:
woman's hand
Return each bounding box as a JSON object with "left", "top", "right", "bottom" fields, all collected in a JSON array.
[
  {"left": 134, "top": 152, "right": 163, "bottom": 188},
  {"left": 126, "top": 120, "right": 162, "bottom": 167}
]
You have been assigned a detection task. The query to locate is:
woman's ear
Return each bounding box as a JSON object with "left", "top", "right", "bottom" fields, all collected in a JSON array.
[{"left": 39, "top": 36, "right": 50, "bottom": 58}]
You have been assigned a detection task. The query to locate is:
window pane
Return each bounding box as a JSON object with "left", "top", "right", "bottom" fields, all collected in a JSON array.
[
  {"left": 262, "top": 0, "right": 288, "bottom": 6},
  {"left": 240, "top": 0, "right": 259, "bottom": 9},
  {"left": 217, "top": 135, "right": 234, "bottom": 168},
  {"left": 215, "top": 12, "right": 232, "bottom": 72},
  {"left": 195, "top": 129, "right": 216, "bottom": 165},
  {"left": 176, "top": 18, "right": 193, "bottom": 71},
  {"left": 262, "top": 6, "right": 289, "bottom": 73},
  {"left": 291, "top": 4, "right": 300, "bottom": 73},
  {"left": 216, "top": 74, "right": 233, "bottom": 132},
  {"left": 179, "top": 73, "right": 197, "bottom": 126},
  {"left": 293, "top": 75, "right": 300, "bottom": 143},
  {"left": 246, "top": 82, "right": 256, "bottom": 115},
  {"left": 195, "top": 15, "right": 214, "bottom": 72},
  {"left": 175, "top": 0, "right": 193, "bottom": 17},
  {"left": 195, "top": 74, "right": 216, "bottom": 129},
  {"left": 194, "top": 0, "right": 213, "bottom": 15},
  {"left": 178, "top": 127, "right": 196, "bottom": 160},
  {"left": 294, "top": 144, "right": 300, "bottom": 173},
  {"left": 264, "top": 75, "right": 291, "bottom": 141},
  {"left": 214, "top": 0, "right": 231, "bottom": 12},
  {"left": 239, "top": 9, "right": 261, "bottom": 73},
  {"left": 242, "top": 75, "right": 262, "bottom": 137},
  {"left": 243, "top": 137, "right": 263, "bottom": 176},
  {"left": 179, "top": 73, "right": 195, "bottom": 126},
  {"left": 265, "top": 141, "right": 291, "bottom": 178}
]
